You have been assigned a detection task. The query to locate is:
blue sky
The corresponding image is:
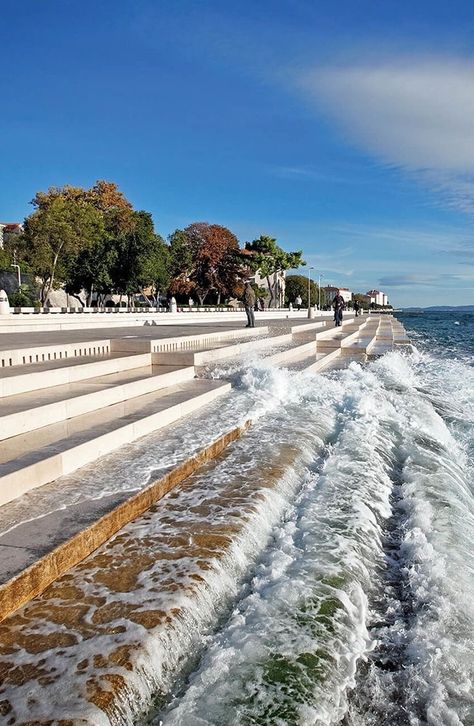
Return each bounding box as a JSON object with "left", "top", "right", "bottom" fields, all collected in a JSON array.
[{"left": 2, "top": 0, "right": 474, "bottom": 306}]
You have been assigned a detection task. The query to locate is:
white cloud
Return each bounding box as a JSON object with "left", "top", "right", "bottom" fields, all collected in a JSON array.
[{"left": 300, "top": 58, "right": 474, "bottom": 210}]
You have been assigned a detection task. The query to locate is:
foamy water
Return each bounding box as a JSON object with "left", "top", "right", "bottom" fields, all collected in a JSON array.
[
  {"left": 1, "top": 316, "right": 473, "bottom": 726},
  {"left": 149, "top": 338, "right": 474, "bottom": 724}
]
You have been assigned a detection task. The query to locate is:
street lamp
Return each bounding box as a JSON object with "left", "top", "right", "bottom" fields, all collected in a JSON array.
[
  {"left": 307, "top": 266, "right": 314, "bottom": 318},
  {"left": 10, "top": 264, "right": 21, "bottom": 287},
  {"left": 318, "top": 273, "right": 322, "bottom": 310}
]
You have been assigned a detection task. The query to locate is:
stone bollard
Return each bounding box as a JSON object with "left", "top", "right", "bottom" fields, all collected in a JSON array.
[
  {"left": 289, "top": 303, "right": 293, "bottom": 312},
  {"left": 169, "top": 296, "right": 178, "bottom": 313},
  {"left": 0, "top": 289, "right": 10, "bottom": 315}
]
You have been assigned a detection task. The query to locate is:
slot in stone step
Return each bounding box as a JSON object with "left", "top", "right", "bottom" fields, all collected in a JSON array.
[
  {"left": 0, "top": 352, "right": 151, "bottom": 398},
  {"left": 0, "top": 364, "right": 195, "bottom": 440},
  {"left": 0, "top": 339, "right": 111, "bottom": 369},
  {"left": 0, "top": 378, "right": 230, "bottom": 506}
]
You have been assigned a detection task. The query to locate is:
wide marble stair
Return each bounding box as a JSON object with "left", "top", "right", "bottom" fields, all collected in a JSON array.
[{"left": 0, "top": 326, "right": 271, "bottom": 506}]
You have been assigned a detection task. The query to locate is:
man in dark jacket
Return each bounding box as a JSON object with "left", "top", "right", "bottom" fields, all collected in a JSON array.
[
  {"left": 243, "top": 282, "right": 256, "bottom": 327},
  {"left": 332, "top": 290, "right": 345, "bottom": 327}
]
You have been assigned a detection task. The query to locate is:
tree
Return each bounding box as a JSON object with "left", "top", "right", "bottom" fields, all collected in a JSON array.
[
  {"left": 113, "top": 211, "right": 169, "bottom": 305},
  {"left": 23, "top": 192, "right": 104, "bottom": 304},
  {"left": 244, "top": 235, "right": 305, "bottom": 308},
  {"left": 84, "top": 180, "right": 135, "bottom": 237},
  {"left": 169, "top": 222, "right": 242, "bottom": 305},
  {"left": 65, "top": 237, "right": 118, "bottom": 306},
  {"left": 353, "top": 293, "right": 370, "bottom": 310},
  {"left": 285, "top": 274, "right": 319, "bottom": 307}
]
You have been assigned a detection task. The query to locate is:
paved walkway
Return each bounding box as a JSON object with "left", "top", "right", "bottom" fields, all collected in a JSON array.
[{"left": 0, "top": 316, "right": 323, "bottom": 352}]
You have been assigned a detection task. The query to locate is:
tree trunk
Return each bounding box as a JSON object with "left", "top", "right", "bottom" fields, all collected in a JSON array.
[
  {"left": 266, "top": 275, "right": 275, "bottom": 308},
  {"left": 86, "top": 284, "right": 94, "bottom": 307},
  {"left": 70, "top": 293, "right": 85, "bottom": 307},
  {"left": 139, "top": 287, "right": 154, "bottom": 306},
  {"left": 44, "top": 246, "right": 63, "bottom": 306},
  {"left": 40, "top": 279, "right": 48, "bottom": 305},
  {"left": 197, "top": 289, "right": 209, "bottom": 306}
]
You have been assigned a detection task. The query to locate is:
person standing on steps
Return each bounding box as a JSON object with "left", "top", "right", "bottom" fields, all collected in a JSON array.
[
  {"left": 295, "top": 294, "right": 302, "bottom": 311},
  {"left": 332, "top": 289, "right": 345, "bottom": 327},
  {"left": 243, "top": 281, "right": 256, "bottom": 328}
]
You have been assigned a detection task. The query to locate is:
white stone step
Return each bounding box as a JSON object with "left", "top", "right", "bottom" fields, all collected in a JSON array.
[
  {"left": 289, "top": 320, "right": 328, "bottom": 334},
  {"left": 151, "top": 333, "right": 293, "bottom": 366},
  {"left": 0, "top": 378, "right": 230, "bottom": 506},
  {"left": 315, "top": 321, "right": 369, "bottom": 350},
  {"left": 265, "top": 339, "right": 317, "bottom": 365},
  {"left": 110, "top": 325, "right": 269, "bottom": 354},
  {"left": 0, "top": 339, "right": 111, "bottom": 369},
  {"left": 300, "top": 349, "right": 342, "bottom": 372},
  {"left": 0, "top": 364, "right": 195, "bottom": 440},
  {"left": 0, "top": 352, "right": 151, "bottom": 398}
]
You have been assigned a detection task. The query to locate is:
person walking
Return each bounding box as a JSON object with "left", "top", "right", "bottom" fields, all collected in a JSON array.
[
  {"left": 243, "top": 282, "right": 256, "bottom": 328},
  {"left": 353, "top": 300, "right": 360, "bottom": 317},
  {"left": 332, "top": 290, "right": 345, "bottom": 327},
  {"left": 295, "top": 294, "right": 302, "bottom": 311}
]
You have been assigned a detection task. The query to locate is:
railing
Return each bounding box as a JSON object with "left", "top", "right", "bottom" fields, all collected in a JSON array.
[{"left": 10, "top": 305, "right": 248, "bottom": 315}]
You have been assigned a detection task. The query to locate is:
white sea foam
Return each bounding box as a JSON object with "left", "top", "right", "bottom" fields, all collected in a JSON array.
[
  {"left": 2, "top": 344, "right": 473, "bottom": 726},
  {"left": 155, "top": 349, "right": 474, "bottom": 726}
]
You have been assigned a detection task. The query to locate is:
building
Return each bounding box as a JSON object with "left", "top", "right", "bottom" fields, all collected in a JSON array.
[
  {"left": 366, "top": 289, "right": 388, "bottom": 306},
  {"left": 0, "top": 222, "right": 23, "bottom": 249},
  {"left": 322, "top": 286, "right": 353, "bottom": 304},
  {"left": 240, "top": 248, "right": 286, "bottom": 307}
]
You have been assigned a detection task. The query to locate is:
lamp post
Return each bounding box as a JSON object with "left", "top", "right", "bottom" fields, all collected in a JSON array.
[
  {"left": 10, "top": 264, "right": 21, "bottom": 287},
  {"left": 318, "top": 273, "right": 322, "bottom": 311},
  {"left": 307, "top": 266, "right": 314, "bottom": 318}
]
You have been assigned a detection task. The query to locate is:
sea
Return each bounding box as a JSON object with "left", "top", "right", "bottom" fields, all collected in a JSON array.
[
  {"left": 146, "top": 311, "right": 474, "bottom": 726},
  {"left": 2, "top": 312, "right": 473, "bottom": 726}
]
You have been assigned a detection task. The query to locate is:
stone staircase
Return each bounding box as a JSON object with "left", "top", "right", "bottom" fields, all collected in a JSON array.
[
  {"left": 0, "top": 316, "right": 408, "bottom": 508},
  {"left": 0, "top": 313, "right": 413, "bottom": 725},
  {"left": 0, "top": 326, "right": 271, "bottom": 506}
]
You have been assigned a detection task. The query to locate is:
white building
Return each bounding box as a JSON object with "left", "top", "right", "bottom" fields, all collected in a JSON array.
[
  {"left": 366, "top": 289, "right": 388, "bottom": 306},
  {"left": 240, "top": 248, "right": 286, "bottom": 307},
  {"left": 323, "top": 286, "right": 353, "bottom": 304}
]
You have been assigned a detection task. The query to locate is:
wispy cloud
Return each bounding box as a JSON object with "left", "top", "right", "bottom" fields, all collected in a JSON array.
[
  {"left": 299, "top": 57, "right": 474, "bottom": 211},
  {"left": 379, "top": 272, "right": 474, "bottom": 287}
]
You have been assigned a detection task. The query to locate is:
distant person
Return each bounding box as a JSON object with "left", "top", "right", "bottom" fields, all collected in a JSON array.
[
  {"left": 332, "top": 290, "right": 345, "bottom": 327},
  {"left": 259, "top": 297, "right": 265, "bottom": 311},
  {"left": 188, "top": 297, "right": 194, "bottom": 307},
  {"left": 295, "top": 294, "right": 302, "bottom": 311},
  {"left": 243, "top": 282, "right": 256, "bottom": 328},
  {"left": 353, "top": 300, "right": 360, "bottom": 317}
]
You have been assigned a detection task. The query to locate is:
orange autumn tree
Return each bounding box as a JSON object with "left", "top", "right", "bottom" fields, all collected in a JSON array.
[{"left": 169, "top": 222, "right": 243, "bottom": 304}]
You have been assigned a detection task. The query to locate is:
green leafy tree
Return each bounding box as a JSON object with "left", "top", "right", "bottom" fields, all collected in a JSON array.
[
  {"left": 353, "top": 293, "right": 370, "bottom": 310},
  {"left": 285, "top": 274, "right": 319, "bottom": 307},
  {"left": 113, "top": 211, "right": 169, "bottom": 305},
  {"left": 244, "top": 235, "right": 305, "bottom": 308},
  {"left": 0, "top": 247, "right": 12, "bottom": 273},
  {"left": 22, "top": 190, "right": 104, "bottom": 304},
  {"left": 65, "top": 237, "right": 118, "bottom": 306}
]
